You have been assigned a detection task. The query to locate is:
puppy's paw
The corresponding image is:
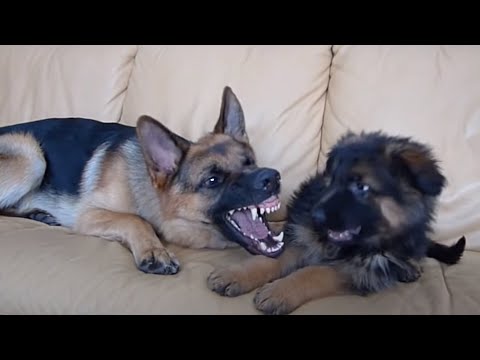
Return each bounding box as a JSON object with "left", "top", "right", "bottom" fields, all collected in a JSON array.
[
  {"left": 137, "top": 248, "right": 180, "bottom": 275},
  {"left": 207, "top": 267, "right": 253, "bottom": 297},
  {"left": 254, "top": 281, "right": 298, "bottom": 315},
  {"left": 397, "top": 263, "right": 422, "bottom": 283}
]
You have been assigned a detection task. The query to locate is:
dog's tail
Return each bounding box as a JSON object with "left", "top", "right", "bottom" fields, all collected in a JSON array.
[{"left": 427, "top": 236, "right": 466, "bottom": 265}]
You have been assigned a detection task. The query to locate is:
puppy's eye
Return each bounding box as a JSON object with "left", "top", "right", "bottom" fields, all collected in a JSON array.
[
  {"left": 356, "top": 183, "right": 369, "bottom": 192},
  {"left": 350, "top": 181, "right": 370, "bottom": 196},
  {"left": 204, "top": 176, "right": 223, "bottom": 188}
]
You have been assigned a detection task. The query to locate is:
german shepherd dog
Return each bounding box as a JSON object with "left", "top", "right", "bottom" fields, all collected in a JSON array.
[
  {"left": 0, "top": 87, "right": 285, "bottom": 275},
  {"left": 208, "top": 131, "right": 466, "bottom": 314}
]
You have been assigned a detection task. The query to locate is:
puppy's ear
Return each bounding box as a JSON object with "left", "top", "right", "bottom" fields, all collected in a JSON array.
[
  {"left": 213, "top": 86, "right": 249, "bottom": 142},
  {"left": 388, "top": 138, "right": 446, "bottom": 196},
  {"left": 136, "top": 115, "right": 191, "bottom": 188}
]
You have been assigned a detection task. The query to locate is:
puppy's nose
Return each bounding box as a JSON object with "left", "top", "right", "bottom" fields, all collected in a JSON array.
[
  {"left": 311, "top": 207, "right": 326, "bottom": 226},
  {"left": 254, "top": 168, "right": 281, "bottom": 192}
]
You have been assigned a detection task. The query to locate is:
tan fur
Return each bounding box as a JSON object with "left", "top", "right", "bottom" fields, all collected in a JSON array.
[
  {"left": 207, "top": 246, "right": 304, "bottom": 297},
  {"left": 253, "top": 266, "right": 346, "bottom": 315},
  {"left": 377, "top": 197, "right": 408, "bottom": 230},
  {"left": 84, "top": 153, "right": 135, "bottom": 212},
  {"left": 184, "top": 134, "right": 254, "bottom": 181},
  {"left": 74, "top": 208, "right": 178, "bottom": 271},
  {"left": 0, "top": 133, "right": 46, "bottom": 208}
]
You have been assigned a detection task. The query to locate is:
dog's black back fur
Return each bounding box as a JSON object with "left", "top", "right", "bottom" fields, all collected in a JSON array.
[{"left": 0, "top": 118, "right": 136, "bottom": 195}]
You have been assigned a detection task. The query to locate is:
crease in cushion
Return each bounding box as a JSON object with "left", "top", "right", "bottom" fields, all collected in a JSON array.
[
  {"left": 320, "top": 45, "right": 480, "bottom": 250},
  {"left": 0, "top": 45, "right": 138, "bottom": 125},
  {"left": 120, "top": 45, "right": 332, "bottom": 221}
]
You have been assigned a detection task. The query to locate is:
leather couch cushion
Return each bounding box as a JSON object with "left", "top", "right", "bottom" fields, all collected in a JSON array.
[{"left": 0, "top": 45, "right": 137, "bottom": 125}]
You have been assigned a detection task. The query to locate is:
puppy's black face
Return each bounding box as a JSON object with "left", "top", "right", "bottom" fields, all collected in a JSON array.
[
  {"left": 309, "top": 131, "right": 446, "bottom": 247},
  {"left": 310, "top": 176, "right": 381, "bottom": 244}
]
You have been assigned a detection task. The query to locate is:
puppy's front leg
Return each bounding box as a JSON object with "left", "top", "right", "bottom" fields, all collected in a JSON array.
[
  {"left": 254, "top": 265, "right": 347, "bottom": 315},
  {"left": 75, "top": 208, "right": 179, "bottom": 275},
  {"left": 207, "top": 245, "right": 305, "bottom": 297}
]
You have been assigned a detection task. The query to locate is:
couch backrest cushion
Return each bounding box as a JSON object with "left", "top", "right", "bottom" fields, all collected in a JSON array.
[
  {"left": 0, "top": 45, "right": 137, "bottom": 125},
  {"left": 120, "top": 45, "right": 332, "bottom": 220},
  {"left": 321, "top": 45, "right": 480, "bottom": 249}
]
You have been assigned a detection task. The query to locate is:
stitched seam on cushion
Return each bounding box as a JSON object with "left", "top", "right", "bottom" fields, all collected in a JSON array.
[{"left": 316, "top": 45, "right": 334, "bottom": 172}]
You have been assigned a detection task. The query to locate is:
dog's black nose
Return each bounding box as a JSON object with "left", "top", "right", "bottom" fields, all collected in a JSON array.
[
  {"left": 311, "top": 207, "right": 326, "bottom": 226},
  {"left": 254, "top": 168, "right": 281, "bottom": 192}
]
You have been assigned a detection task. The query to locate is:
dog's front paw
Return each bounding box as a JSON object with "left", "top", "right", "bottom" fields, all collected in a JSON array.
[
  {"left": 137, "top": 248, "right": 180, "bottom": 275},
  {"left": 26, "top": 210, "right": 61, "bottom": 226},
  {"left": 207, "top": 267, "right": 253, "bottom": 297},
  {"left": 254, "top": 281, "right": 298, "bottom": 315}
]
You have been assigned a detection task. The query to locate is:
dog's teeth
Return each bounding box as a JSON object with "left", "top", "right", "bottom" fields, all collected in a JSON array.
[
  {"left": 271, "top": 242, "right": 283, "bottom": 251},
  {"left": 266, "top": 208, "right": 271, "bottom": 214},
  {"left": 260, "top": 242, "right": 267, "bottom": 251},
  {"left": 228, "top": 210, "right": 234, "bottom": 216},
  {"left": 250, "top": 208, "right": 257, "bottom": 221},
  {"left": 230, "top": 220, "right": 240, "bottom": 230},
  {"left": 272, "top": 232, "right": 284, "bottom": 242},
  {"left": 243, "top": 207, "right": 248, "bottom": 210},
  {"left": 260, "top": 208, "right": 265, "bottom": 215}
]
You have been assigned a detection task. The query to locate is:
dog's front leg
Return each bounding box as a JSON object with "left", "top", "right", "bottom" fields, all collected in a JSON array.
[
  {"left": 207, "top": 245, "right": 305, "bottom": 297},
  {"left": 75, "top": 208, "right": 180, "bottom": 275},
  {"left": 253, "top": 265, "right": 347, "bottom": 315}
]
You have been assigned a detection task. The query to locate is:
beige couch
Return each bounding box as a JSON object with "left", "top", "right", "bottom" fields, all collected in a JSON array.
[{"left": 0, "top": 45, "right": 479, "bottom": 315}]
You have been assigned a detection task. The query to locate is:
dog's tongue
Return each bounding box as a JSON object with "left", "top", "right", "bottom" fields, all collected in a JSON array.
[{"left": 231, "top": 211, "right": 269, "bottom": 239}]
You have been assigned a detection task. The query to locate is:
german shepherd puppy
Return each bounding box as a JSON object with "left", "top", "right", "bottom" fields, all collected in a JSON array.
[
  {"left": 0, "top": 87, "right": 285, "bottom": 275},
  {"left": 207, "top": 131, "right": 466, "bottom": 314}
]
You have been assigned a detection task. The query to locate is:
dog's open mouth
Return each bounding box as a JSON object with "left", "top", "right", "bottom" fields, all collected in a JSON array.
[
  {"left": 224, "top": 195, "right": 284, "bottom": 257},
  {"left": 327, "top": 226, "right": 361, "bottom": 242}
]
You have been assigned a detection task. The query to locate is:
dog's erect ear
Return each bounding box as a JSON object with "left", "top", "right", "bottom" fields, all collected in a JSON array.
[
  {"left": 388, "top": 138, "right": 446, "bottom": 196},
  {"left": 214, "top": 86, "right": 249, "bottom": 142},
  {"left": 136, "top": 115, "right": 191, "bottom": 188}
]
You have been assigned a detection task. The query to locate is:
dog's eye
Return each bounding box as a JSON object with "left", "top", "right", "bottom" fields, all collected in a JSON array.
[{"left": 204, "top": 176, "right": 223, "bottom": 188}]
